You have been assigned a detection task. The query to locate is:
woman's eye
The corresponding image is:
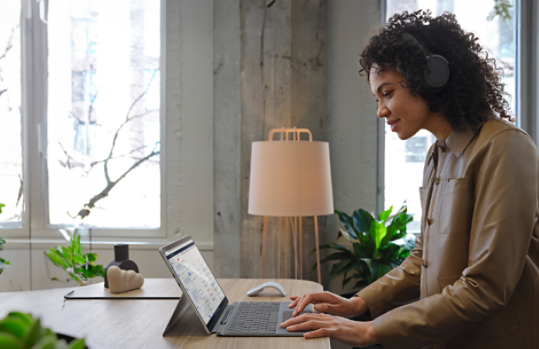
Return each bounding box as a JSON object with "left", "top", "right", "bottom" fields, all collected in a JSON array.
[{"left": 382, "top": 91, "right": 393, "bottom": 97}]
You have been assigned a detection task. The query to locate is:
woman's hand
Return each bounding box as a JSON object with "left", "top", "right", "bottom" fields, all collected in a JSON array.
[
  {"left": 288, "top": 291, "right": 368, "bottom": 318},
  {"left": 281, "top": 313, "right": 379, "bottom": 347}
]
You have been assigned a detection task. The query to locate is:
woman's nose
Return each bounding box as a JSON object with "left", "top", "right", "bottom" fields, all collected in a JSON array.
[{"left": 377, "top": 104, "right": 389, "bottom": 119}]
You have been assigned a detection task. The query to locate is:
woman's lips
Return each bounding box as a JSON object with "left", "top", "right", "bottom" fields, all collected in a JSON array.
[{"left": 389, "top": 120, "right": 400, "bottom": 132}]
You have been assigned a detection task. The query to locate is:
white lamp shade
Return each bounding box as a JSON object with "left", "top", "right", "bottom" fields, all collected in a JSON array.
[{"left": 248, "top": 141, "right": 334, "bottom": 217}]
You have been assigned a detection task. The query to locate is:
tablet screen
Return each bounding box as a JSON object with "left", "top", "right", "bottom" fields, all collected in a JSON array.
[{"left": 164, "top": 240, "right": 226, "bottom": 325}]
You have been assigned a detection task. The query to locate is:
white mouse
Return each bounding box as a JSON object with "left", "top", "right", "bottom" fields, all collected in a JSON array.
[{"left": 247, "top": 281, "right": 286, "bottom": 297}]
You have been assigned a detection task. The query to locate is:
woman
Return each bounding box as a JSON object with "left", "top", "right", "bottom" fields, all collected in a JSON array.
[{"left": 280, "top": 10, "right": 539, "bottom": 349}]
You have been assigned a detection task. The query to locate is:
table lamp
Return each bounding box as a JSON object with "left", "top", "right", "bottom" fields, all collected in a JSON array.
[{"left": 248, "top": 127, "right": 334, "bottom": 284}]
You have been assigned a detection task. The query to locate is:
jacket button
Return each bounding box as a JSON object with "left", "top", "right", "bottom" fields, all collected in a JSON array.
[
  {"left": 427, "top": 218, "right": 433, "bottom": 225},
  {"left": 422, "top": 260, "right": 428, "bottom": 268},
  {"left": 435, "top": 177, "right": 440, "bottom": 185}
]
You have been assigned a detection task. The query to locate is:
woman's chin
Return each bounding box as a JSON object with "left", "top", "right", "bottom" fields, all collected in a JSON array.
[
  {"left": 396, "top": 132, "right": 412, "bottom": 140},
  {"left": 396, "top": 128, "right": 420, "bottom": 141}
]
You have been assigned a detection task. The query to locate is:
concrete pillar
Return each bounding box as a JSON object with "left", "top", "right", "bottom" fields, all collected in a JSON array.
[{"left": 214, "top": 0, "right": 380, "bottom": 288}]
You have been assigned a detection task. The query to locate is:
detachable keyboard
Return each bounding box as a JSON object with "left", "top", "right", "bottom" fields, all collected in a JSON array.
[
  {"left": 223, "top": 302, "right": 280, "bottom": 335},
  {"left": 217, "top": 301, "right": 311, "bottom": 337}
]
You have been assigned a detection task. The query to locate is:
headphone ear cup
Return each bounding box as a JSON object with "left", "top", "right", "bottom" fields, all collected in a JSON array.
[{"left": 423, "top": 54, "right": 450, "bottom": 93}]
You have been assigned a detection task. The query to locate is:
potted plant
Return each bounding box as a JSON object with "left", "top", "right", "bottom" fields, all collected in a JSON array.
[
  {"left": 45, "top": 231, "right": 105, "bottom": 286},
  {"left": 0, "top": 311, "right": 85, "bottom": 348},
  {"left": 315, "top": 205, "right": 415, "bottom": 292},
  {"left": 0, "top": 203, "right": 9, "bottom": 275}
]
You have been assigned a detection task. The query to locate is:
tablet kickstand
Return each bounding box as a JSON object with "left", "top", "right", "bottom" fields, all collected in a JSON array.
[{"left": 163, "top": 295, "right": 191, "bottom": 336}]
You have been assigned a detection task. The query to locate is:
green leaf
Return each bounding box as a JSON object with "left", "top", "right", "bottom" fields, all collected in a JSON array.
[
  {"left": 352, "top": 242, "right": 371, "bottom": 259},
  {"left": 6, "top": 313, "right": 32, "bottom": 327},
  {"left": 0, "top": 235, "right": 9, "bottom": 274},
  {"left": 22, "top": 317, "right": 41, "bottom": 347},
  {"left": 335, "top": 210, "right": 358, "bottom": 238},
  {"left": 378, "top": 244, "right": 400, "bottom": 262},
  {"left": 397, "top": 247, "right": 412, "bottom": 260},
  {"left": 342, "top": 275, "right": 353, "bottom": 287},
  {"left": 33, "top": 334, "right": 58, "bottom": 349},
  {"left": 0, "top": 203, "right": 5, "bottom": 214},
  {"left": 352, "top": 279, "right": 368, "bottom": 290},
  {"left": 0, "top": 333, "right": 23, "bottom": 349},
  {"left": 352, "top": 209, "right": 374, "bottom": 235},
  {"left": 369, "top": 220, "right": 387, "bottom": 250},
  {"left": 84, "top": 253, "right": 98, "bottom": 263},
  {"left": 0, "top": 317, "right": 27, "bottom": 339},
  {"left": 330, "top": 259, "right": 369, "bottom": 281},
  {"left": 323, "top": 242, "right": 351, "bottom": 252},
  {"left": 378, "top": 205, "right": 393, "bottom": 222},
  {"left": 68, "top": 338, "right": 86, "bottom": 349},
  {"left": 0, "top": 258, "right": 10, "bottom": 275},
  {"left": 319, "top": 252, "right": 354, "bottom": 264},
  {"left": 310, "top": 242, "right": 351, "bottom": 256},
  {"left": 380, "top": 210, "right": 413, "bottom": 249},
  {"left": 61, "top": 246, "right": 70, "bottom": 262},
  {"left": 351, "top": 210, "right": 374, "bottom": 249},
  {"left": 72, "top": 255, "right": 86, "bottom": 265},
  {"left": 370, "top": 261, "right": 394, "bottom": 282}
]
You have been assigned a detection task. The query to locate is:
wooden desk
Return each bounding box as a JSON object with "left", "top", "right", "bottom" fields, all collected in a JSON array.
[{"left": 0, "top": 278, "right": 330, "bottom": 349}]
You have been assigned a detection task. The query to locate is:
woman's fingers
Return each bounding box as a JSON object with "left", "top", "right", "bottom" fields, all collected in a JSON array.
[
  {"left": 304, "top": 328, "right": 330, "bottom": 339},
  {"left": 288, "top": 296, "right": 301, "bottom": 309},
  {"left": 287, "top": 320, "right": 326, "bottom": 332},
  {"left": 294, "top": 291, "right": 337, "bottom": 316},
  {"left": 281, "top": 314, "right": 326, "bottom": 329},
  {"left": 281, "top": 312, "right": 379, "bottom": 347}
]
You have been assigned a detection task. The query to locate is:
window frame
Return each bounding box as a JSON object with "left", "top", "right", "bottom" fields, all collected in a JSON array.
[{"left": 1, "top": 0, "right": 167, "bottom": 240}]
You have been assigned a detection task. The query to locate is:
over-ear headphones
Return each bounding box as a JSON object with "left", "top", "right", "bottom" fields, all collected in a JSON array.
[{"left": 402, "top": 32, "right": 450, "bottom": 94}]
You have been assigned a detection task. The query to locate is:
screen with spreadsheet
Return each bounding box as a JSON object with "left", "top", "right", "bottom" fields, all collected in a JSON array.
[{"left": 164, "top": 241, "right": 226, "bottom": 325}]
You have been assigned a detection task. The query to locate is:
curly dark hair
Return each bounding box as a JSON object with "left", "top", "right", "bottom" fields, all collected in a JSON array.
[{"left": 359, "top": 10, "right": 511, "bottom": 132}]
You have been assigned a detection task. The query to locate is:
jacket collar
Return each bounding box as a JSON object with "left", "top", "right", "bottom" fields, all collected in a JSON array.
[
  {"left": 445, "top": 127, "right": 476, "bottom": 159},
  {"left": 444, "top": 110, "right": 497, "bottom": 158}
]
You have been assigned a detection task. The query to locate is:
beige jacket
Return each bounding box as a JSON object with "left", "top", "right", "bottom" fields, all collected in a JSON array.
[{"left": 357, "top": 117, "right": 539, "bottom": 349}]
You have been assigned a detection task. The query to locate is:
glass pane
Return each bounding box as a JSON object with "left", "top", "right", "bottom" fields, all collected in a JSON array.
[
  {"left": 47, "top": 0, "right": 161, "bottom": 228},
  {"left": 385, "top": 0, "right": 517, "bottom": 231},
  {"left": 0, "top": 2, "right": 23, "bottom": 227}
]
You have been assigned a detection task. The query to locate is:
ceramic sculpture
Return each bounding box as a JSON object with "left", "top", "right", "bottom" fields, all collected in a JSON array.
[
  {"left": 104, "top": 244, "right": 139, "bottom": 288},
  {"left": 107, "top": 266, "right": 144, "bottom": 293}
]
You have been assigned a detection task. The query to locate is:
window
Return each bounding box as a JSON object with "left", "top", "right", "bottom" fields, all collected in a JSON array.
[
  {"left": 0, "top": 1, "right": 23, "bottom": 229},
  {"left": 384, "top": 0, "right": 517, "bottom": 231},
  {"left": 0, "top": 0, "right": 164, "bottom": 236}
]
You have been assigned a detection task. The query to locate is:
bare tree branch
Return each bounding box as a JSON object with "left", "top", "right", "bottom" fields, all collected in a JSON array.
[
  {"left": 16, "top": 174, "right": 23, "bottom": 208},
  {"left": 0, "top": 24, "right": 18, "bottom": 62},
  {"left": 87, "top": 142, "right": 158, "bottom": 171},
  {"left": 103, "top": 70, "right": 158, "bottom": 184},
  {"left": 58, "top": 142, "right": 84, "bottom": 169},
  {"left": 77, "top": 149, "right": 160, "bottom": 219}
]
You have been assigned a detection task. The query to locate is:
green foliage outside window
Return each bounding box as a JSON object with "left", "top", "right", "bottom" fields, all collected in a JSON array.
[{"left": 488, "top": 0, "right": 513, "bottom": 21}]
